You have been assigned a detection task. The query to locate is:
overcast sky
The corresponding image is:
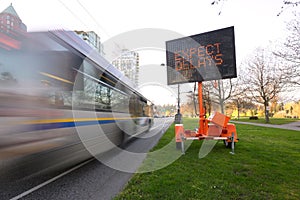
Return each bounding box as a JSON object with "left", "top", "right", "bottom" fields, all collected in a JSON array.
[
  {"left": 1, "top": 0, "right": 294, "bottom": 58},
  {"left": 1, "top": 0, "right": 297, "bottom": 105}
]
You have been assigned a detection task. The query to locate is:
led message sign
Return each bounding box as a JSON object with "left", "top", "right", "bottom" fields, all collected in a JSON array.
[{"left": 166, "top": 26, "right": 236, "bottom": 85}]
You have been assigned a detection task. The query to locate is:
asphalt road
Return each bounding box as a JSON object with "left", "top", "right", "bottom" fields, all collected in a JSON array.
[{"left": 4, "top": 118, "right": 173, "bottom": 200}]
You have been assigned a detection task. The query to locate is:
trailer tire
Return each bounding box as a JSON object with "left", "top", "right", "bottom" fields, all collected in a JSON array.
[{"left": 224, "top": 140, "right": 233, "bottom": 148}]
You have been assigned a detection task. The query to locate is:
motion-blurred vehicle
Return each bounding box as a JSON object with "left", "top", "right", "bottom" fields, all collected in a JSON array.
[{"left": 0, "top": 30, "right": 153, "bottom": 180}]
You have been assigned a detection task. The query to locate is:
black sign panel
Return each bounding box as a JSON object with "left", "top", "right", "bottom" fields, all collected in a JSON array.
[{"left": 166, "top": 26, "right": 236, "bottom": 85}]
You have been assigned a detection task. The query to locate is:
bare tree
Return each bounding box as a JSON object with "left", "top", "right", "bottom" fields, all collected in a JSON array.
[
  {"left": 243, "top": 48, "right": 291, "bottom": 123},
  {"left": 203, "top": 78, "right": 234, "bottom": 114},
  {"left": 211, "top": 0, "right": 300, "bottom": 16},
  {"left": 277, "top": 1, "right": 300, "bottom": 16},
  {"left": 274, "top": 12, "right": 300, "bottom": 87},
  {"left": 227, "top": 70, "right": 251, "bottom": 119}
]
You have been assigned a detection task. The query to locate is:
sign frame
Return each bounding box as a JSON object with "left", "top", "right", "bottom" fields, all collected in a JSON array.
[{"left": 166, "top": 26, "right": 237, "bottom": 85}]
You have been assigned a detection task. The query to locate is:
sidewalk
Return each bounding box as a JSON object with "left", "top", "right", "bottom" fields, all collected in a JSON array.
[{"left": 230, "top": 120, "right": 300, "bottom": 131}]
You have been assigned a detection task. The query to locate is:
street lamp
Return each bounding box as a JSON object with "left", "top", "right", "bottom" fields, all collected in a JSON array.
[
  {"left": 186, "top": 90, "right": 197, "bottom": 118},
  {"left": 174, "top": 84, "right": 182, "bottom": 124},
  {"left": 160, "top": 63, "right": 182, "bottom": 123}
]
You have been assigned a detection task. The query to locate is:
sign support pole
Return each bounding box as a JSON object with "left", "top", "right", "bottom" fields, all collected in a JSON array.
[{"left": 198, "top": 82, "right": 208, "bottom": 135}]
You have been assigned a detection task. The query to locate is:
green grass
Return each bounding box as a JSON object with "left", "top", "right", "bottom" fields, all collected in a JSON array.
[
  {"left": 115, "top": 118, "right": 300, "bottom": 200},
  {"left": 232, "top": 117, "right": 299, "bottom": 125}
]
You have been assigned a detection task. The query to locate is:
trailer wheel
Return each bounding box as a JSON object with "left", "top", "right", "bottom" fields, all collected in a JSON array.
[{"left": 224, "top": 140, "right": 233, "bottom": 148}]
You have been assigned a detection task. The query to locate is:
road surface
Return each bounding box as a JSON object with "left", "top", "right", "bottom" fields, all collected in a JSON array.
[{"left": 1, "top": 117, "right": 173, "bottom": 200}]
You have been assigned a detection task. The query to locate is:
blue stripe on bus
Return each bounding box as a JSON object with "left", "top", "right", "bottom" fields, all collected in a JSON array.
[{"left": 27, "top": 119, "right": 117, "bottom": 131}]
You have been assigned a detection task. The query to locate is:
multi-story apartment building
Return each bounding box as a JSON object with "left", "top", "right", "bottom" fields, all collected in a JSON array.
[
  {"left": 74, "top": 30, "right": 104, "bottom": 56},
  {"left": 112, "top": 49, "right": 139, "bottom": 86}
]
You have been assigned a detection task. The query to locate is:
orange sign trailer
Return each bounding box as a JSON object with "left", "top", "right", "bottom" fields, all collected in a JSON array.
[{"left": 175, "top": 82, "right": 239, "bottom": 154}]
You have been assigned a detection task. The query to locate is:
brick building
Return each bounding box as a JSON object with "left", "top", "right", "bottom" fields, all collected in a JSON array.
[{"left": 0, "top": 3, "right": 27, "bottom": 50}]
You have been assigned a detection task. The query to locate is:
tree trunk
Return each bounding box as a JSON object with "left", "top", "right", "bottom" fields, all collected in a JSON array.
[
  {"left": 265, "top": 103, "right": 270, "bottom": 123},
  {"left": 237, "top": 100, "right": 240, "bottom": 120},
  {"left": 220, "top": 99, "right": 225, "bottom": 114}
]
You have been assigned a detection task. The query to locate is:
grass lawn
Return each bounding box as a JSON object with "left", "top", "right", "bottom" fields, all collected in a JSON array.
[
  {"left": 114, "top": 118, "right": 300, "bottom": 200},
  {"left": 231, "top": 117, "right": 299, "bottom": 125}
]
